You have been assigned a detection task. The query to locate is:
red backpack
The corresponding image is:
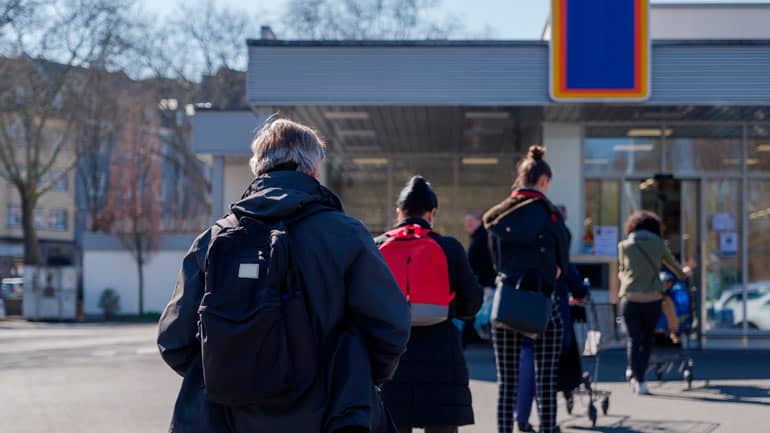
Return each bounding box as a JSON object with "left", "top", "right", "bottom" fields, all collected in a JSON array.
[{"left": 378, "top": 224, "right": 455, "bottom": 326}]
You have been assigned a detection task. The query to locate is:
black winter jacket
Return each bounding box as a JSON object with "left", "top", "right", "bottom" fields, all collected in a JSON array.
[
  {"left": 468, "top": 225, "right": 497, "bottom": 288},
  {"left": 157, "top": 170, "right": 411, "bottom": 433},
  {"left": 375, "top": 218, "right": 483, "bottom": 428},
  {"left": 483, "top": 189, "right": 570, "bottom": 296}
]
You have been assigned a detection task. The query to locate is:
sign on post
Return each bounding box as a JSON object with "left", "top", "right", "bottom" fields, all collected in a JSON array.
[{"left": 550, "top": 0, "right": 651, "bottom": 102}]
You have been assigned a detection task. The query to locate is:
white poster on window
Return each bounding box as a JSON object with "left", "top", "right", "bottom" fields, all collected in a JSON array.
[
  {"left": 593, "top": 226, "right": 619, "bottom": 257},
  {"left": 712, "top": 212, "right": 736, "bottom": 232},
  {"left": 719, "top": 232, "right": 738, "bottom": 256}
]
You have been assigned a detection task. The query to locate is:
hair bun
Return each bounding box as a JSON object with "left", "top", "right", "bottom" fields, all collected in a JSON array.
[
  {"left": 528, "top": 145, "right": 546, "bottom": 161},
  {"left": 409, "top": 175, "right": 429, "bottom": 190}
]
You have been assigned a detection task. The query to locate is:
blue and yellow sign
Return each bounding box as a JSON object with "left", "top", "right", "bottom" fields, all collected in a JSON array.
[{"left": 550, "top": 0, "right": 650, "bottom": 102}]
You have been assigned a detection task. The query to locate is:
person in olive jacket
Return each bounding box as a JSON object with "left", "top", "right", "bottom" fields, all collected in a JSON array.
[
  {"left": 483, "top": 146, "right": 570, "bottom": 433},
  {"left": 378, "top": 176, "right": 483, "bottom": 433},
  {"left": 618, "top": 210, "right": 688, "bottom": 396}
]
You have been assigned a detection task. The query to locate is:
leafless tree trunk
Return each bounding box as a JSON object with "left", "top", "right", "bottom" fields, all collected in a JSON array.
[
  {"left": 0, "top": 0, "right": 137, "bottom": 265},
  {"left": 74, "top": 67, "right": 122, "bottom": 231}
]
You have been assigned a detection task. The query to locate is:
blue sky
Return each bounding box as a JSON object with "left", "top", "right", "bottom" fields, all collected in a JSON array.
[{"left": 142, "top": 0, "right": 770, "bottom": 39}]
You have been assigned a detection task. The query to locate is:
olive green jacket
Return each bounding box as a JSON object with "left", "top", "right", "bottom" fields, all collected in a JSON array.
[{"left": 618, "top": 230, "right": 687, "bottom": 299}]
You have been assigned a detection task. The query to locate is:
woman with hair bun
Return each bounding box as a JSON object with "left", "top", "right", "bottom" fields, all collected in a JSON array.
[
  {"left": 378, "top": 176, "right": 483, "bottom": 433},
  {"left": 483, "top": 146, "right": 570, "bottom": 433}
]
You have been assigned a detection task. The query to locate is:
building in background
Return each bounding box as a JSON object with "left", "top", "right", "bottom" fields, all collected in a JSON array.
[
  {"left": 192, "top": 3, "right": 770, "bottom": 348},
  {"left": 0, "top": 139, "right": 76, "bottom": 270}
]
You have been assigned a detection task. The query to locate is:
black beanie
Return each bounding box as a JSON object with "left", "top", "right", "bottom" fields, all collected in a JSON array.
[{"left": 397, "top": 176, "right": 438, "bottom": 217}]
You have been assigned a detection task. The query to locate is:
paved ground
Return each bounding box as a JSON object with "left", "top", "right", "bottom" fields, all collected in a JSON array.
[{"left": 1, "top": 321, "right": 768, "bottom": 433}]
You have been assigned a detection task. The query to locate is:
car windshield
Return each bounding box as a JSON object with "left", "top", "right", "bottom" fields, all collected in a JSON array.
[
  {"left": 747, "top": 286, "right": 770, "bottom": 300},
  {"left": 724, "top": 294, "right": 741, "bottom": 308}
]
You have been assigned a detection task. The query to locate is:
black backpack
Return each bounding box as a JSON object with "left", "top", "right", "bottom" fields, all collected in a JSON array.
[{"left": 198, "top": 207, "right": 322, "bottom": 407}]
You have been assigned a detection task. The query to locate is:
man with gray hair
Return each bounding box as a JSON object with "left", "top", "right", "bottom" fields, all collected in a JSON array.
[{"left": 158, "top": 118, "right": 411, "bottom": 433}]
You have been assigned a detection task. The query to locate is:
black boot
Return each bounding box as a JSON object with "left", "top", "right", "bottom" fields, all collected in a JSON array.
[{"left": 518, "top": 422, "right": 536, "bottom": 432}]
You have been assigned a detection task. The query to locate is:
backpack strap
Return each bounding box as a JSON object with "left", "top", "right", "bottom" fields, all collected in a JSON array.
[{"left": 384, "top": 224, "right": 432, "bottom": 241}]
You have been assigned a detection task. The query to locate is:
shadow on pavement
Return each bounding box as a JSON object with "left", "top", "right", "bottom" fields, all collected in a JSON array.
[
  {"left": 566, "top": 417, "right": 719, "bottom": 433},
  {"left": 651, "top": 383, "right": 770, "bottom": 407},
  {"left": 466, "top": 346, "right": 770, "bottom": 383}
]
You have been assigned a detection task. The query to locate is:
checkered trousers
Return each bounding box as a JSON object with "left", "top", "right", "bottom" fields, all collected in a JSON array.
[{"left": 492, "top": 302, "right": 563, "bottom": 433}]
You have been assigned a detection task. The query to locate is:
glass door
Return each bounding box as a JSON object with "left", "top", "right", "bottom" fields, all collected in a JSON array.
[
  {"left": 623, "top": 176, "right": 702, "bottom": 344},
  {"left": 702, "top": 179, "right": 743, "bottom": 333}
]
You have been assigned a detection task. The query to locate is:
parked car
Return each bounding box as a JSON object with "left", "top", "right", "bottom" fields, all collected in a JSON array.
[
  {"left": 713, "top": 282, "right": 770, "bottom": 330},
  {"left": 1, "top": 277, "right": 23, "bottom": 300}
]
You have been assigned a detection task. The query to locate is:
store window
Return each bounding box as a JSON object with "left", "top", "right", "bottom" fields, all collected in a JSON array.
[
  {"left": 584, "top": 126, "right": 662, "bottom": 177},
  {"left": 48, "top": 209, "right": 68, "bottom": 231},
  {"left": 330, "top": 158, "right": 390, "bottom": 234},
  {"left": 703, "top": 179, "right": 743, "bottom": 331},
  {"left": 456, "top": 156, "right": 518, "bottom": 245},
  {"left": 583, "top": 180, "right": 620, "bottom": 255},
  {"left": 665, "top": 126, "right": 742, "bottom": 174},
  {"left": 748, "top": 123, "right": 770, "bottom": 173},
  {"left": 748, "top": 180, "right": 770, "bottom": 330}
]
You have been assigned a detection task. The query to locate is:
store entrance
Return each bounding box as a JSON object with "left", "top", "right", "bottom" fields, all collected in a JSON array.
[
  {"left": 626, "top": 175, "right": 702, "bottom": 343},
  {"left": 626, "top": 175, "right": 699, "bottom": 267}
]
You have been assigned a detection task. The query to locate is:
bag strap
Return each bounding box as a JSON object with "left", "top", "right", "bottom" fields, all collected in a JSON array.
[{"left": 385, "top": 224, "right": 432, "bottom": 241}]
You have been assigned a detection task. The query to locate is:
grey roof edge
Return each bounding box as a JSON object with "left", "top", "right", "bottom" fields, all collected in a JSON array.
[
  {"left": 652, "top": 2, "right": 770, "bottom": 9},
  {"left": 653, "top": 39, "right": 770, "bottom": 46},
  {"left": 247, "top": 39, "right": 770, "bottom": 48},
  {"left": 246, "top": 39, "right": 549, "bottom": 47}
]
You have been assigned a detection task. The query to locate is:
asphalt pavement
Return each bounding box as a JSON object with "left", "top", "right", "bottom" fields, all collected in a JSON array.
[{"left": 1, "top": 321, "right": 768, "bottom": 433}]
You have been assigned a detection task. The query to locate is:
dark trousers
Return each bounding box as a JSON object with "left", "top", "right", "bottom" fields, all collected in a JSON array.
[
  {"left": 623, "top": 300, "right": 662, "bottom": 383},
  {"left": 397, "top": 427, "right": 458, "bottom": 433},
  {"left": 492, "top": 302, "right": 563, "bottom": 433}
]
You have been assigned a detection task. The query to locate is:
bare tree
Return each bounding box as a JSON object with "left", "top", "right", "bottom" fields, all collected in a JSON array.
[
  {"left": 127, "top": 0, "right": 266, "bottom": 232},
  {"left": 101, "top": 89, "right": 162, "bottom": 315},
  {"left": 283, "top": 0, "right": 461, "bottom": 40},
  {"left": 73, "top": 67, "right": 125, "bottom": 231},
  {"left": 0, "top": 0, "right": 137, "bottom": 265},
  {"left": 0, "top": 0, "right": 27, "bottom": 29}
]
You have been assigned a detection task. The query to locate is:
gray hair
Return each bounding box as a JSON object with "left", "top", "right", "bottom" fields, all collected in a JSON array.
[{"left": 249, "top": 118, "right": 326, "bottom": 176}]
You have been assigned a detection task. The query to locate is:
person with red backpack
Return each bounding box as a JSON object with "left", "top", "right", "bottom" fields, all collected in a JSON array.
[{"left": 377, "top": 176, "right": 483, "bottom": 433}]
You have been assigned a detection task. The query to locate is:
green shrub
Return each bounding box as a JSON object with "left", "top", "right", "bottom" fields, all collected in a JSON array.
[{"left": 98, "top": 288, "right": 120, "bottom": 320}]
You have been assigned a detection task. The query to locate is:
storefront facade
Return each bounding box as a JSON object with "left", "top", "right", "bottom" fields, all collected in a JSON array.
[{"left": 193, "top": 5, "right": 770, "bottom": 348}]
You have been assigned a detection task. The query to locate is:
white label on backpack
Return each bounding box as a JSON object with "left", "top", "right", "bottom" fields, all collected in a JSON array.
[{"left": 238, "top": 263, "right": 260, "bottom": 279}]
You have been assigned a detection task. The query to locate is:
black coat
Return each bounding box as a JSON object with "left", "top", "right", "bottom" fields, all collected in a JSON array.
[
  {"left": 376, "top": 218, "right": 483, "bottom": 428},
  {"left": 157, "top": 171, "right": 411, "bottom": 433},
  {"left": 483, "top": 189, "right": 570, "bottom": 296},
  {"left": 468, "top": 226, "right": 497, "bottom": 288}
]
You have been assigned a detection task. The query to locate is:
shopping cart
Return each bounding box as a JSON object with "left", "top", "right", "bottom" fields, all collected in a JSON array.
[{"left": 563, "top": 296, "right": 613, "bottom": 427}]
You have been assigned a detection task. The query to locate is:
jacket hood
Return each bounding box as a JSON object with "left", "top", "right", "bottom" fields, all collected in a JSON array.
[
  {"left": 630, "top": 229, "right": 660, "bottom": 240},
  {"left": 231, "top": 170, "right": 343, "bottom": 220}
]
